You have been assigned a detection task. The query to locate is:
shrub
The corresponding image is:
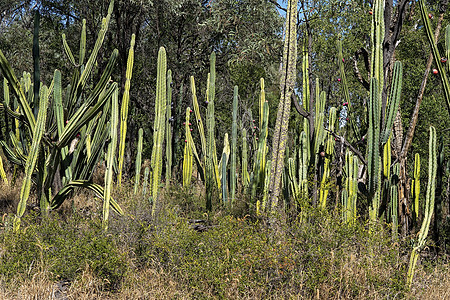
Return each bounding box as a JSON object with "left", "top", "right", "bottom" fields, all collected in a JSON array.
[{"left": 0, "top": 213, "right": 128, "bottom": 291}]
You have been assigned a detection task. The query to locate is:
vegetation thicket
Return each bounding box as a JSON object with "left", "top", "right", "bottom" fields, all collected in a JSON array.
[{"left": 0, "top": 0, "right": 450, "bottom": 298}]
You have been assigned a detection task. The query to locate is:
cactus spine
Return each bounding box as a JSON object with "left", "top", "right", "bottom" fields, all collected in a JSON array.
[
  {"left": 118, "top": 34, "right": 135, "bottom": 186},
  {"left": 268, "top": 0, "right": 298, "bottom": 211},
  {"left": 134, "top": 128, "right": 143, "bottom": 194},
  {"left": 407, "top": 126, "right": 437, "bottom": 287}
]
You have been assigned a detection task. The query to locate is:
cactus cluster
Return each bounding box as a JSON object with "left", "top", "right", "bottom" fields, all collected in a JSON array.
[{"left": 0, "top": 0, "right": 124, "bottom": 231}]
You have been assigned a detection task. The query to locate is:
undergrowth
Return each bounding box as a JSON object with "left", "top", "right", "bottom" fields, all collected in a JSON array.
[{"left": 0, "top": 181, "right": 449, "bottom": 299}]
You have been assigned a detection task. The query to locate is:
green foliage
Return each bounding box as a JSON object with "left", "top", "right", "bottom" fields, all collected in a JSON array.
[
  {"left": 132, "top": 206, "right": 408, "bottom": 298},
  {"left": 0, "top": 213, "right": 128, "bottom": 290}
]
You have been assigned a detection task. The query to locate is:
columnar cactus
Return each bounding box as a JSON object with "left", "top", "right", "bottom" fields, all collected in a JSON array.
[
  {"left": 390, "top": 162, "right": 399, "bottom": 241},
  {"left": 206, "top": 52, "right": 219, "bottom": 211},
  {"left": 242, "top": 128, "right": 250, "bottom": 187},
  {"left": 13, "top": 82, "right": 49, "bottom": 230},
  {"left": 251, "top": 100, "right": 269, "bottom": 200},
  {"left": 371, "top": 0, "right": 385, "bottom": 91},
  {"left": 183, "top": 107, "right": 193, "bottom": 187},
  {"left": 134, "top": 128, "right": 143, "bottom": 194},
  {"left": 118, "top": 34, "right": 135, "bottom": 187},
  {"left": 191, "top": 76, "right": 207, "bottom": 163},
  {"left": 412, "top": 153, "right": 421, "bottom": 223},
  {"left": 298, "top": 131, "right": 309, "bottom": 198},
  {"left": 143, "top": 166, "right": 150, "bottom": 195},
  {"left": 230, "top": 86, "right": 238, "bottom": 206},
  {"left": 368, "top": 61, "right": 403, "bottom": 221},
  {"left": 319, "top": 107, "right": 336, "bottom": 209},
  {"left": 103, "top": 85, "right": 119, "bottom": 230},
  {"left": 166, "top": 70, "right": 173, "bottom": 185},
  {"left": 150, "top": 47, "right": 167, "bottom": 216},
  {"left": 407, "top": 126, "right": 437, "bottom": 287},
  {"left": 342, "top": 152, "right": 358, "bottom": 223},
  {"left": 268, "top": 0, "right": 298, "bottom": 211}
]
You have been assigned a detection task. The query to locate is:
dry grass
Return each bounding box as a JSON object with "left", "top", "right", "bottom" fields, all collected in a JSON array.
[
  {"left": 409, "top": 262, "right": 450, "bottom": 299},
  {"left": 0, "top": 262, "right": 449, "bottom": 300},
  {"left": 0, "top": 176, "right": 21, "bottom": 214}
]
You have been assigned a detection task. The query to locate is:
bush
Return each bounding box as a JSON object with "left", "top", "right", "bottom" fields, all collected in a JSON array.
[
  {"left": 0, "top": 213, "right": 128, "bottom": 291},
  {"left": 132, "top": 206, "right": 409, "bottom": 298}
]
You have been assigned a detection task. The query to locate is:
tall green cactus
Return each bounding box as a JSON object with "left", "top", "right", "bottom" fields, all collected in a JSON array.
[
  {"left": 134, "top": 128, "right": 143, "bottom": 194},
  {"left": 371, "top": 0, "right": 384, "bottom": 91},
  {"left": 268, "top": 0, "right": 298, "bottom": 211},
  {"left": 298, "top": 131, "right": 309, "bottom": 199},
  {"left": 287, "top": 157, "right": 299, "bottom": 207},
  {"left": 368, "top": 61, "right": 403, "bottom": 221},
  {"left": 13, "top": 83, "right": 49, "bottom": 231},
  {"left": 118, "top": 33, "right": 136, "bottom": 187},
  {"left": 165, "top": 70, "right": 173, "bottom": 185},
  {"left": 143, "top": 166, "right": 150, "bottom": 195},
  {"left": 412, "top": 153, "right": 420, "bottom": 224},
  {"left": 407, "top": 126, "right": 437, "bottom": 287},
  {"left": 205, "top": 52, "right": 219, "bottom": 211},
  {"left": 183, "top": 107, "right": 194, "bottom": 187},
  {"left": 251, "top": 101, "right": 269, "bottom": 200},
  {"left": 150, "top": 47, "right": 167, "bottom": 216},
  {"left": 259, "top": 159, "right": 272, "bottom": 215},
  {"left": 242, "top": 128, "right": 250, "bottom": 188},
  {"left": 230, "top": 86, "right": 238, "bottom": 206},
  {"left": 319, "top": 106, "right": 337, "bottom": 208},
  {"left": 221, "top": 150, "right": 228, "bottom": 204},
  {"left": 103, "top": 85, "right": 119, "bottom": 230},
  {"left": 190, "top": 76, "right": 206, "bottom": 175},
  {"left": 390, "top": 162, "right": 399, "bottom": 241},
  {"left": 342, "top": 152, "right": 358, "bottom": 223}
]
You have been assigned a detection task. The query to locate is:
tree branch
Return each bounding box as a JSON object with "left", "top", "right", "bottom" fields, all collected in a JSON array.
[
  {"left": 325, "top": 128, "right": 367, "bottom": 166},
  {"left": 353, "top": 48, "right": 370, "bottom": 91},
  {"left": 268, "top": 0, "right": 287, "bottom": 12}
]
